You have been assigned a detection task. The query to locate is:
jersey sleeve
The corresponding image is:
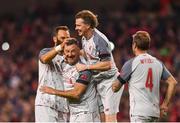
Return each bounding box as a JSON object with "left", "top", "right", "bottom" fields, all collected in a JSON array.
[
  {"left": 96, "top": 38, "right": 111, "bottom": 61},
  {"left": 117, "top": 59, "right": 134, "bottom": 84},
  {"left": 76, "top": 70, "right": 92, "bottom": 85},
  {"left": 161, "top": 64, "right": 171, "bottom": 80},
  {"left": 39, "top": 48, "right": 51, "bottom": 59}
]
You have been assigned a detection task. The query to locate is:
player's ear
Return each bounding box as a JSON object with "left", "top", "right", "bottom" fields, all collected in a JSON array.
[
  {"left": 134, "top": 44, "right": 137, "bottom": 48},
  {"left": 53, "top": 36, "right": 57, "bottom": 43},
  {"left": 133, "top": 42, "right": 137, "bottom": 48},
  {"left": 85, "top": 23, "right": 91, "bottom": 29}
]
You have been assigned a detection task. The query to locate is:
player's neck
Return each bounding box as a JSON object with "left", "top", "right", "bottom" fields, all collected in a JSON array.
[
  {"left": 84, "top": 28, "right": 94, "bottom": 40},
  {"left": 135, "top": 50, "right": 147, "bottom": 56}
]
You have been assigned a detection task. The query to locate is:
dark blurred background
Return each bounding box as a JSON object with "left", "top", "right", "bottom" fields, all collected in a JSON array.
[{"left": 0, "top": 0, "right": 179, "bottom": 121}]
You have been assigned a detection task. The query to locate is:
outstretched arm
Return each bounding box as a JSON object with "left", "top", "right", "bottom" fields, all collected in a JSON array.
[
  {"left": 89, "top": 61, "right": 111, "bottom": 71},
  {"left": 76, "top": 37, "right": 113, "bottom": 72},
  {"left": 40, "top": 70, "right": 92, "bottom": 100},
  {"left": 40, "top": 83, "right": 87, "bottom": 100},
  {"left": 76, "top": 61, "right": 111, "bottom": 72}
]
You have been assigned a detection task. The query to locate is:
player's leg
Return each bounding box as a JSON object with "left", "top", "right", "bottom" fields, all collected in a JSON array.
[
  {"left": 35, "top": 105, "right": 58, "bottom": 122},
  {"left": 130, "top": 115, "right": 159, "bottom": 122},
  {"left": 97, "top": 76, "right": 124, "bottom": 122},
  {"left": 70, "top": 111, "right": 100, "bottom": 122},
  {"left": 57, "top": 111, "right": 69, "bottom": 122},
  {"left": 105, "top": 84, "right": 124, "bottom": 122},
  {"left": 93, "top": 110, "right": 101, "bottom": 122},
  {"left": 97, "top": 93, "right": 105, "bottom": 122}
]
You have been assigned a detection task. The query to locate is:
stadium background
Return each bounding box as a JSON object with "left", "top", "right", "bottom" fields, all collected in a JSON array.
[{"left": 0, "top": 0, "right": 179, "bottom": 121}]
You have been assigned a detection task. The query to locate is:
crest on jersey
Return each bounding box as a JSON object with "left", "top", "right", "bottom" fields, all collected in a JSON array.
[{"left": 80, "top": 74, "right": 88, "bottom": 80}]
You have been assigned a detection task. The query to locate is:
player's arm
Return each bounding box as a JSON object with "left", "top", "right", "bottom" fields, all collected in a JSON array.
[
  {"left": 40, "top": 44, "right": 64, "bottom": 64},
  {"left": 40, "top": 70, "right": 92, "bottom": 100},
  {"left": 40, "top": 47, "right": 60, "bottom": 64},
  {"left": 160, "top": 65, "right": 177, "bottom": 117},
  {"left": 40, "top": 83, "right": 87, "bottom": 100},
  {"left": 112, "top": 76, "right": 125, "bottom": 92},
  {"left": 112, "top": 75, "right": 128, "bottom": 93},
  {"left": 90, "top": 38, "right": 113, "bottom": 71},
  {"left": 112, "top": 59, "right": 133, "bottom": 92},
  {"left": 76, "top": 61, "right": 111, "bottom": 72},
  {"left": 161, "top": 75, "right": 177, "bottom": 107},
  {"left": 76, "top": 39, "right": 112, "bottom": 71},
  {"left": 40, "top": 40, "right": 69, "bottom": 64}
]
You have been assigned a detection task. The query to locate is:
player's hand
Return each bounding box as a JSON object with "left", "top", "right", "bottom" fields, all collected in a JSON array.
[
  {"left": 160, "top": 103, "right": 168, "bottom": 118},
  {"left": 112, "top": 79, "right": 121, "bottom": 92},
  {"left": 39, "top": 86, "right": 56, "bottom": 95},
  {"left": 61, "top": 39, "right": 69, "bottom": 49},
  {"left": 75, "top": 63, "right": 87, "bottom": 71}
]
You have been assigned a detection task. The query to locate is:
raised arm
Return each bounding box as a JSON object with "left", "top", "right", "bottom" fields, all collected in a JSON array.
[
  {"left": 40, "top": 48, "right": 60, "bottom": 64},
  {"left": 40, "top": 41, "right": 67, "bottom": 64}
]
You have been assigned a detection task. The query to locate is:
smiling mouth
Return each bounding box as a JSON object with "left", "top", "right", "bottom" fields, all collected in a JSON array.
[
  {"left": 67, "top": 57, "right": 75, "bottom": 60},
  {"left": 77, "top": 30, "right": 81, "bottom": 33}
]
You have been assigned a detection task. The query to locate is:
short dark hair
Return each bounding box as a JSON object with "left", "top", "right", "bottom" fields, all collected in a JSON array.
[
  {"left": 66, "top": 38, "right": 81, "bottom": 49},
  {"left": 52, "top": 26, "right": 69, "bottom": 37},
  {"left": 66, "top": 38, "right": 80, "bottom": 47},
  {"left": 75, "top": 10, "right": 99, "bottom": 28},
  {"left": 132, "top": 31, "right": 151, "bottom": 50}
]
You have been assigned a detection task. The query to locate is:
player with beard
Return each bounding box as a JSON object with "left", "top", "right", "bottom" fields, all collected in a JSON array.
[
  {"left": 35, "top": 26, "right": 70, "bottom": 122},
  {"left": 40, "top": 38, "right": 100, "bottom": 122}
]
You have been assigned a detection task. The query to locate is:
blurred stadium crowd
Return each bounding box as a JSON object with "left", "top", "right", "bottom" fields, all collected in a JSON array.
[{"left": 0, "top": 0, "right": 179, "bottom": 121}]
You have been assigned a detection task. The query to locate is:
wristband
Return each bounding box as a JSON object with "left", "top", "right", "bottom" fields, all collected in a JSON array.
[{"left": 55, "top": 45, "right": 62, "bottom": 52}]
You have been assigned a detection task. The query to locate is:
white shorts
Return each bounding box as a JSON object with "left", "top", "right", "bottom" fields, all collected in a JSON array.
[
  {"left": 97, "top": 93, "right": 104, "bottom": 113},
  {"left": 96, "top": 75, "right": 124, "bottom": 115},
  {"left": 70, "top": 111, "right": 100, "bottom": 122},
  {"left": 35, "top": 105, "right": 69, "bottom": 122},
  {"left": 130, "top": 115, "right": 159, "bottom": 122}
]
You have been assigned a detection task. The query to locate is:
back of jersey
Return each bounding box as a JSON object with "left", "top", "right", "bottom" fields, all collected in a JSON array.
[{"left": 129, "top": 53, "right": 163, "bottom": 117}]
